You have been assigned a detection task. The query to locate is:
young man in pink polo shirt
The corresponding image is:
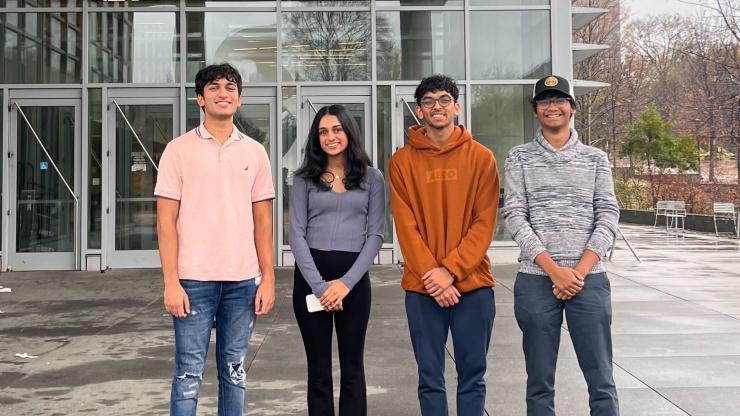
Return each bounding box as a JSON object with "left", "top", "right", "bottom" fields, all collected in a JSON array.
[{"left": 155, "top": 63, "right": 276, "bottom": 416}]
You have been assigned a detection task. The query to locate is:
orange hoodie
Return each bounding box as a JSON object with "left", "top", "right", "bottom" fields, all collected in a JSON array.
[{"left": 389, "top": 124, "right": 500, "bottom": 294}]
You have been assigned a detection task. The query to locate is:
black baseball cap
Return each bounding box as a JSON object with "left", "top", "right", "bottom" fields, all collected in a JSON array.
[{"left": 532, "top": 75, "right": 575, "bottom": 101}]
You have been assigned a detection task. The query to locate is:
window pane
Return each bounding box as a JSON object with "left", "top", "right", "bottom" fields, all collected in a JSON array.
[
  {"left": 185, "top": 1, "right": 276, "bottom": 6},
  {"left": 377, "top": 0, "right": 462, "bottom": 6},
  {"left": 236, "top": 103, "right": 270, "bottom": 152},
  {"left": 1, "top": 0, "right": 81, "bottom": 6},
  {"left": 0, "top": 13, "right": 82, "bottom": 83},
  {"left": 88, "top": 88, "right": 102, "bottom": 249},
  {"left": 281, "top": 12, "right": 370, "bottom": 81},
  {"left": 376, "top": 86, "right": 394, "bottom": 243},
  {"left": 87, "top": 0, "right": 177, "bottom": 7},
  {"left": 471, "top": 85, "right": 538, "bottom": 240},
  {"left": 89, "top": 12, "right": 179, "bottom": 83},
  {"left": 16, "top": 106, "right": 76, "bottom": 253},
  {"left": 281, "top": 87, "right": 297, "bottom": 244},
  {"left": 470, "top": 11, "right": 550, "bottom": 79},
  {"left": 376, "top": 11, "right": 464, "bottom": 81},
  {"left": 114, "top": 104, "right": 172, "bottom": 251},
  {"left": 0, "top": 90, "right": 2, "bottom": 249},
  {"left": 186, "top": 87, "right": 201, "bottom": 131},
  {"left": 470, "top": 0, "right": 548, "bottom": 5},
  {"left": 186, "top": 12, "right": 277, "bottom": 82},
  {"left": 281, "top": 1, "right": 369, "bottom": 6}
]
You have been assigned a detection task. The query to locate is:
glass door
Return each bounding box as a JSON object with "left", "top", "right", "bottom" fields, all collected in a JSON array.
[
  {"left": 105, "top": 91, "right": 179, "bottom": 268},
  {"left": 7, "top": 99, "right": 81, "bottom": 271},
  {"left": 195, "top": 94, "right": 278, "bottom": 264},
  {"left": 392, "top": 86, "right": 466, "bottom": 263},
  {"left": 281, "top": 89, "right": 372, "bottom": 265}
]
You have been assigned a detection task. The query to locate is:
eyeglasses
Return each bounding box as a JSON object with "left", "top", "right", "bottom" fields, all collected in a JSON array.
[
  {"left": 420, "top": 95, "right": 455, "bottom": 108},
  {"left": 535, "top": 97, "right": 571, "bottom": 110}
]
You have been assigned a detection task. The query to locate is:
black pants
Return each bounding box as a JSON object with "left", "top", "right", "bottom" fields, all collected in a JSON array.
[{"left": 293, "top": 249, "right": 372, "bottom": 416}]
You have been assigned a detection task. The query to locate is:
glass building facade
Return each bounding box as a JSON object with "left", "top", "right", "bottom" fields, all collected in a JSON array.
[{"left": 0, "top": 0, "right": 603, "bottom": 271}]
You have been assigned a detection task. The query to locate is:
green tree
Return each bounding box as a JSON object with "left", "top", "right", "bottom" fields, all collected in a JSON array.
[{"left": 621, "top": 106, "right": 699, "bottom": 203}]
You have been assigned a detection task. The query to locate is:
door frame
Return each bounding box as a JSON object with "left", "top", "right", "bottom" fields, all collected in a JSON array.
[
  {"left": 280, "top": 86, "right": 373, "bottom": 265},
  {"left": 4, "top": 90, "right": 82, "bottom": 271},
  {"left": 103, "top": 87, "right": 180, "bottom": 269}
]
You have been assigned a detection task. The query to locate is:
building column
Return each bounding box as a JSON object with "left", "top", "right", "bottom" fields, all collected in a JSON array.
[{"left": 550, "top": 1, "right": 573, "bottom": 80}]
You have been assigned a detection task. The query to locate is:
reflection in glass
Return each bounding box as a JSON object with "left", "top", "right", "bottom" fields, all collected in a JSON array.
[
  {"left": 115, "top": 105, "right": 172, "bottom": 251},
  {"left": 281, "top": 87, "right": 297, "bottom": 244},
  {"left": 400, "top": 96, "right": 420, "bottom": 144},
  {"left": 1, "top": 13, "right": 82, "bottom": 83},
  {"left": 470, "top": 0, "right": 548, "bottom": 5},
  {"left": 185, "top": 1, "right": 276, "bottom": 6},
  {"left": 16, "top": 106, "right": 76, "bottom": 253},
  {"left": 470, "top": 11, "right": 550, "bottom": 79},
  {"left": 87, "top": 0, "right": 177, "bottom": 7},
  {"left": 281, "top": 1, "right": 368, "bottom": 6},
  {"left": 235, "top": 104, "right": 270, "bottom": 153},
  {"left": 0, "top": 91, "right": 2, "bottom": 250},
  {"left": 2, "top": 0, "right": 81, "bottom": 6},
  {"left": 376, "top": 11, "right": 464, "bottom": 81},
  {"left": 185, "top": 87, "right": 200, "bottom": 131},
  {"left": 89, "top": 12, "right": 179, "bottom": 83},
  {"left": 88, "top": 89, "right": 103, "bottom": 249},
  {"left": 281, "top": 12, "right": 370, "bottom": 81},
  {"left": 376, "top": 86, "right": 394, "bottom": 243},
  {"left": 186, "top": 12, "right": 277, "bottom": 82},
  {"left": 471, "top": 85, "right": 537, "bottom": 240},
  {"left": 377, "top": 0, "right": 462, "bottom": 5}
]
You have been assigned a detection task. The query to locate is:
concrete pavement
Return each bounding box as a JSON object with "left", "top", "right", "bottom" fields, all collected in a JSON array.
[{"left": 1, "top": 224, "right": 739, "bottom": 415}]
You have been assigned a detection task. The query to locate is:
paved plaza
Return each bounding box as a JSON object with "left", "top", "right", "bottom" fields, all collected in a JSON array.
[{"left": 1, "top": 224, "right": 739, "bottom": 415}]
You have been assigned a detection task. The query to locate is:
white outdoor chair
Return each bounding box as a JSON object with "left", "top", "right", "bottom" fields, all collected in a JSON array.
[
  {"left": 664, "top": 201, "right": 687, "bottom": 232},
  {"left": 713, "top": 202, "right": 737, "bottom": 236},
  {"left": 654, "top": 201, "right": 673, "bottom": 227}
]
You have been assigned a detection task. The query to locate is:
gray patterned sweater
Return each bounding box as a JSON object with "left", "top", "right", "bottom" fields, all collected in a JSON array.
[{"left": 502, "top": 129, "right": 620, "bottom": 276}]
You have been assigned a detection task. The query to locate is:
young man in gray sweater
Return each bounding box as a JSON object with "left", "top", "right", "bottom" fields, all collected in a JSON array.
[{"left": 503, "top": 75, "right": 620, "bottom": 416}]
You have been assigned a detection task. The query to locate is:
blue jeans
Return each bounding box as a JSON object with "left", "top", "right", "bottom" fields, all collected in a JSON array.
[
  {"left": 405, "top": 288, "right": 495, "bottom": 416},
  {"left": 170, "top": 278, "right": 259, "bottom": 416},
  {"left": 514, "top": 272, "right": 619, "bottom": 416}
]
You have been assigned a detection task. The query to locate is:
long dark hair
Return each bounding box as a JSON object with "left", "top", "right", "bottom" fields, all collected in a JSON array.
[{"left": 294, "top": 104, "right": 372, "bottom": 191}]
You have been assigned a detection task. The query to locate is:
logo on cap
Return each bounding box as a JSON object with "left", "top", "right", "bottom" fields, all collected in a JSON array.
[{"left": 544, "top": 76, "right": 559, "bottom": 87}]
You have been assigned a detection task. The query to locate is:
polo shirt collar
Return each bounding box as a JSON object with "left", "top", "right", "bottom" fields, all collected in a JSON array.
[{"left": 195, "top": 123, "right": 246, "bottom": 143}]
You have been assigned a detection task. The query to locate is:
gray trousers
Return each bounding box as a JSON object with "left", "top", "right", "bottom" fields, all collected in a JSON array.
[{"left": 514, "top": 272, "right": 619, "bottom": 416}]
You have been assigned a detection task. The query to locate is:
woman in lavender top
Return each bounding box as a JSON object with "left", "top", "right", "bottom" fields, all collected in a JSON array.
[{"left": 289, "top": 104, "right": 386, "bottom": 415}]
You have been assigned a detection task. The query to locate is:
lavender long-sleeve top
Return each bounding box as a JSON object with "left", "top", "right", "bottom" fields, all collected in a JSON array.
[{"left": 289, "top": 167, "right": 386, "bottom": 296}]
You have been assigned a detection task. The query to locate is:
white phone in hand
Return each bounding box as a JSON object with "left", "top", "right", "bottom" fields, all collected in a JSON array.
[{"left": 306, "top": 294, "right": 324, "bottom": 313}]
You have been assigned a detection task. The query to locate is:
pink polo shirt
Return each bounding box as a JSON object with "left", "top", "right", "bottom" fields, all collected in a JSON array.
[{"left": 154, "top": 123, "right": 275, "bottom": 281}]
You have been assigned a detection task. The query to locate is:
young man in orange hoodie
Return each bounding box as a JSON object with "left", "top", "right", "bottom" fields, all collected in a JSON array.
[{"left": 389, "top": 74, "right": 500, "bottom": 416}]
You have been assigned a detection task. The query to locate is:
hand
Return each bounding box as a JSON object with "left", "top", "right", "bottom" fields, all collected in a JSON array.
[
  {"left": 433, "top": 285, "right": 461, "bottom": 308},
  {"left": 255, "top": 277, "right": 275, "bottom": 316},
  {"left": 421, "top": 267, "right": 454, "bottom": 297},
  {"left": 548, "top": 267, "right": 584, "bottom": 297},
  {"left": 575, "top": 264, "right": 591, "bottom": 279},
  {"left": 552, "top": 287, "right": 574, "bottom": 301},
  {"left": 320, "top": 280, "right": 350, "bottom": 311},
  {"left": 164, "top": 282, "right": 190, "bottom": 318}
]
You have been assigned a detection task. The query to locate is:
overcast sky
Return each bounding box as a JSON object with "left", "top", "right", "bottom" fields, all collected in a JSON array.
[{"left": 621, "top": 0, "right": 705, "bottom": 18}]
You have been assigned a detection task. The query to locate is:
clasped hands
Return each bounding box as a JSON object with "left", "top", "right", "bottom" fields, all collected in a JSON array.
[
  {"left": 550, "top": 266, "right": 586, "bottom": 300},
  {"left": 320, "top": 280, "right": 350, "bottom": 312},
  {"left": 422, "top": 267, "right": 460, "bottom": 308}
]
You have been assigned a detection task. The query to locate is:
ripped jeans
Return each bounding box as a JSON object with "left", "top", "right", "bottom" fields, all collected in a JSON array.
[{"left": 170, "top": 278, "right": 259, "bottom": 416}]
